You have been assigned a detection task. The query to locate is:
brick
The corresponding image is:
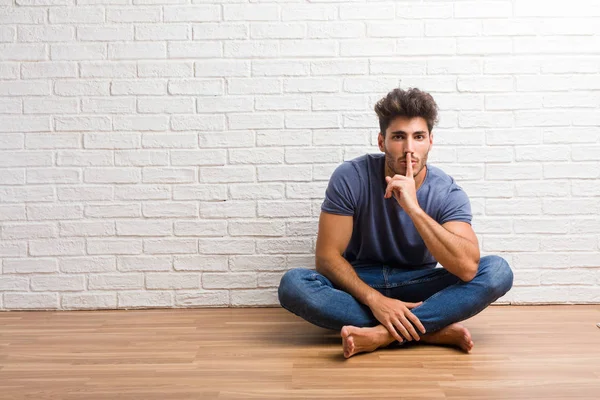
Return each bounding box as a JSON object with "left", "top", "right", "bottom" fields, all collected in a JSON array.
[
  {"left": 85, "top": 203, "right": 141, "bottom": 218},
  {"left": 113, "top": 115, "right": 169, "bottom": 131},
  {"left": 458, "top": 76, "right": 513, "bottom": 92},
  {"left": 193, "top": 23, "right": 247, "bottom": 40},
  {"left": 313, "top": 130, "right": 369, "bottom": 146},
  {"left": 255, "top": 95, "right": 310, "bottom": 111},
  {"left": 106, "top": 7, "right": 160, "bottom": 22},
  {"left": 540, "top": 236, "right": 596, "bottom": 251},
  {"left": 515, "top": 145, "right": 569, "bottom": 162},
  {"left": 143, "top": 239, "right": 197, "bottom": 254},
  {"left": 30, "top": 239, "right": 85, "bottom": 256},
  {"left": 543, "top": 199, "right": 600, "bottom": 215},
  {"left": 135, "top": 24, "right": 189, "bottom": 40},
  {"left": 0, "top": 240, "right": 27, "bottom": 257},
  {"left": 172, "top": 115, "right": 225, "bottom": 131},
  {"left": 229, "top": 255, "right": 286, "bottom": 272},
  {"left": 514, "top": 219, "right": 569, "bottom": 234},
  {"left": 285, "top": 113, "right": 339, "bottom": 129},
  {"left": 258, "top": 201, "right": 312, "bottom": 218},
  {"left": 55, "top": 116, "right": 111, "bottom": 132},
  {"left": 0, "top": 205, "right": 26, "bottom": 221},
  {"left": 26, "top": 133, "right": 80, "bottom": 149},
  {"left": 4, "top": 294, "right": 58, "bottom": 310},
  {"left": 231, "top": 289, "right": 278, "bottom": 306},
  {"left": 168, "top": 42, "right": 222, "bottom": 59},
  {"left": 59, "top": 221, "right": 115, "bottom": 237},
  {"left": 515, "top": 180, "right": 567, "bottom": 197},
  {"left": 483, "top": 235, "right": 539, "bottom": 252},
  {"left": 225, "top": 41, "right": 279, "bottom": 58},
  {"left": 229, "top": 148, "right": 283, "bottom": 164},
  {"left": 471, "top": 217, "right": 512, "bottom": 234},
  {"left": 175, "top": 291, "right": 229, "bottom": 307},
  {"left": 544, "top": 163, "right": 599, "bottom": 179},
  {"left": 143, "top": 202, "right": 198, "bottom": 218},
  {"left": 285, "top": 148, "right": 342, "bottom": 164},
  {"left": 229, "top": 220, "right": 285, "bottom": 236},
  {"left": 118, "top": 256, "right": 172, "bottom": 272},
  {"left": 163, "top": 5, "right": 220, "bottom": 22},
  {"left": 169, "top": 79, "right": 222, "bottom": 95},
  {"left": 455, "top": 1, "right": 512, "bottom": 18},
  {"left": 201, "top": 201, "right": 256, "bottom": 218},
  {"left": 27, "top": 168, "right": 80, "bottom": 184},
  {"left": 344, "top": 77, "right": 399, "bottom": 93},
  {"left": 84, "top": 168, "right": 141, "bottom": 184},
  {"left": 115, "top": 185, "right": 170, "bottom": 201},
  {"left": 0, "top": 8, "right": 45, "bottom": 24},
  {"left": 143, "top": 167, "right": 196, "bottom": 183},
  {"left": 486, "top": 164, "right": 543, "bottom": 180},
  {"left": 0, "top": 186, "right": 54, "bottom": 202},
  {"left": 258, "top": 165, "right": 312, "bottom": 182},
  {"left": 426, "top": 20, "right": 481, "bottom": 37},
  {"left": 0, "top": 44, "right": 45, "bottom": 61},
  {"left": 229, "top": 113, "right": 284, "bottom": 130},
  {"left": 2, "top": 223, "right": 57, "bottom": 240},
  {"left": 203, "top": 273, "right": 256, "bottom": 289},
  {"left": 198, "top": 238, "right": 254, "bottom": 254},
  {"left": 256, "top": 238, "right": 312, "bottom": 254},
  {"left": 174, "top": 255, "right": 228, "bottom": 272},
  {"left": 116, "top": 150, "right": 168, "bottom": 166},
  {"left": 28, "top": 204, "right": 84, "bottom": 220},
  {"left": 229, "top": 183, "right": 284, "bottom": 200},
  {"left": 118, "top": 291, "right": 173, "bottom": 308},
  {"left": 368, "top": 21, "right": 423, "bottom": 38},
  {"left": 486, "top": 199, "right": 542, "bottom": 215},
  {"left": 341, "top": 40, "right": 395, "bottom": 57},
  {"left": 284, "top": 78, "right": 339, "bottom": 93},
  {"left": 286, "top": 182, "right": 328, "bottom": 199},
  {"left": 200, "top": 166, "right": 254, "bottom": 183},
  {"left": 147, "top": 273, "right": 199, "bottom": 289},
  {"left": 484, "top": 58, "right": 540, "bottom": 74},
  {"left": 87, "top": 239, "right": 142, "bottom": 255},
  {"left": 54, "top": 80, "right": 109, "bottom": 96},
  {"left": 486, "top": 129, "right": 542, "bottom": 145},
  {"left": 370, "top": 59, "right": 426, "bottom": 75},
  {"left": 195, "top": 60, "right": 249, "bottom": 77},
  {"left": 31, "top": 275, "right": 85, "bottom": 292},
  {"left": 138, "top": 61, "right": 193, "bottom": 77},
  {"left": 173, "top": 185, "right": 226, "bottom": 201},
  {"left": 89, "top": 274, "right": 143, "bottom": 290},
  {"left": 174, "top": 220, "right": 227, "bottom": 237},
  {"left": 51, "top": 43, "right": 106, "bottom": 61},
  {"left": 84, "top": 133, "right": 140, "bottom": 149},
  {"left": 254, "top": 60, "right": 309, "bottom": 77},
  {"left": 111, "top": 80, "right": 166, "bottom": 95},
  {"left": 81, "top": 97, "right": 135, "bottom": 114},
  {"left": 62, "top": 294, "right": 117, "bottom": 310},
  {"left": 56, "top": 149, "right": 113, "bottom": 167},
  {"left": 116, "top": 220, "right": 172, "bottom": 236},
  {"left": 251, "top": 23, "right": 305, "bottom": 39},
  {"left": 196, "top": 97, "right": 253, "bottom": 113},
  {"left": 78, "top": 26, "right": 133, "bottom": 42},
  {"left": 143, "top": 133, "right": 197, "bottom": 149},
  {"left": 3, "top": 258, "right": 58, "bottom": 274},
  {"left": 257, "top": 130, "right": 311, "bottom": 146},
  {"left": 108, "top": 42, "right": 166, "bottom": 60}
]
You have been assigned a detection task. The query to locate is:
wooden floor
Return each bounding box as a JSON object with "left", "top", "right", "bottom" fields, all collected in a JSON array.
[{"left": 0, "top": 306, "right": 598, "bottom": 399}]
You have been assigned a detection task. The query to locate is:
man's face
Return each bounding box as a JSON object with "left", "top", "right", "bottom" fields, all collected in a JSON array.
[{"left": 378, "top": 116, "right": 433, "bottom": 178}]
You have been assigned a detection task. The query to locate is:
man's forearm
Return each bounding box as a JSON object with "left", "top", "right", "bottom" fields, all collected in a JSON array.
[
  {"left": 408, "top": 208, "right": 480, "bottom": 281},
  {"left": 315, "top": 254, "right": 381, "bottom": 307}
]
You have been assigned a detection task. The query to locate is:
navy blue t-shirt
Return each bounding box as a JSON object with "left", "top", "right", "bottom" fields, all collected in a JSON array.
[{"left": 321, "top": 153, "right": 472, "bottom": 269}]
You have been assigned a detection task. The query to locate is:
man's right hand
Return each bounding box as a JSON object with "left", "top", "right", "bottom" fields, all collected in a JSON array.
[{"left": 368, "top": 294, "right": 426, "bottom": 343}]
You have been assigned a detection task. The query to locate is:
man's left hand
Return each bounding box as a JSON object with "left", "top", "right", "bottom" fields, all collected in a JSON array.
[{"left": 384, "top": 153, "right": 420, "bottom": 214}]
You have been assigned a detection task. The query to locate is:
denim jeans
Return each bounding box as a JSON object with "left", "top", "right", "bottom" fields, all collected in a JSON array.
[{"left": 278, "top": 255, "right": 513, "bottom": 335}]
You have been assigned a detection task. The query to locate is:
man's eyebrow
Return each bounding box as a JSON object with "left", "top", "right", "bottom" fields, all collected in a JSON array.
[{"left": 389, "top": 130, "right": 428, "bottom": 135}]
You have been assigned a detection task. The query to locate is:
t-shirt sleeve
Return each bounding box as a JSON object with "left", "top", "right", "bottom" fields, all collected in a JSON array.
[
  {"left": 438, "top": 184, "right": 472, "bottom": 225},
  {"left": 321, "top": 161, "right": 361, "bottom": 216}
]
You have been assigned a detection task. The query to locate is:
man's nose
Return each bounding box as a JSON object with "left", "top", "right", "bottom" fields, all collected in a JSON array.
[{"left": 404, "top": 138, "right": 415, "bottom": 155}]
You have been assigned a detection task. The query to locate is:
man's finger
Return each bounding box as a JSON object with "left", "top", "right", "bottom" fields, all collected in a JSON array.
[
  {"left": 406, "top": 310, "right": 426, "bottom": 334},
  {"left": 406, "top": 152, "right": 413, "bottom": 177},
  {"left": 393, "top": 319, "right": 412, "bottom": 342},
  {"left": 400, "top": 315, "right": 420, "bottom": 341},
  {"left": 386, "top": 322, "right": 405, "bottom": 343}
]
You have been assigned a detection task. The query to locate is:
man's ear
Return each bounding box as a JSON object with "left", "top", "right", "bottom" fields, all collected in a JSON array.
[{"left": 377, "top": 132, "right": 385, "bottom": 152}]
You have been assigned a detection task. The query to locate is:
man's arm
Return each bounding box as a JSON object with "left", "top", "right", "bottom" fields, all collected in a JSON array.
[
  {"left": 408, "top": 212, "right": 480, "bottom": 282},
  {"left": 315, "top": 211, "right": 426, "bottom": 342},
  {"left": 385, "top": 153, "right": 480, "bottom": 282},
  {"left": 314, "top": 212, "right": 380, "bottom": 307}
]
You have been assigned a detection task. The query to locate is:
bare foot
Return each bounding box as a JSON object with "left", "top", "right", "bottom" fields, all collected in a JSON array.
[
  {"left": 340, "top": 325, "right": 395, "bottom": 359},
  {"left": 420, "top": 322, "right": 474, "bottom": 353}
]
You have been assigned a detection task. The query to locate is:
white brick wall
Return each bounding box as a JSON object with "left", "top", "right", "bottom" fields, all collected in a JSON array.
[{"left": 1, "top": 0, "right": 599, "bottom": 309}]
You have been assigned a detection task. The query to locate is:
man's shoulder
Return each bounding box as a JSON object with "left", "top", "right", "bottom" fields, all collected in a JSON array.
[{"left": 425, "top": 165, "right": 465, "bottom": 194}]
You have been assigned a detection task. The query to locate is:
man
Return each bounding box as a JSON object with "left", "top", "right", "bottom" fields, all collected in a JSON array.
[{"left": 278, "top": 88, "right": 513, "bottom": 359}]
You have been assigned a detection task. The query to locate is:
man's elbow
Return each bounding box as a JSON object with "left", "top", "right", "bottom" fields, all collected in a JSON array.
[{"left": 460, "top": 259, "right": 480, "bottom": 282}]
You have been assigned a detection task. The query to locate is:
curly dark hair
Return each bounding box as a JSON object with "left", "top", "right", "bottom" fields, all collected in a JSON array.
[{"left": 374, "top": 88, "right": 439, "bottom": 136}]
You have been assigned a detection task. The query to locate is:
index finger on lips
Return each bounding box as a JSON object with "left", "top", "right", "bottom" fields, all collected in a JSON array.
[{"left": 406, "top": 153, "right": 413, "bottom": 177}]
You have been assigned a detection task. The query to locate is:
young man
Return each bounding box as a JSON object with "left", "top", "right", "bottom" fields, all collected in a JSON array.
[{"left": 278, "top": 88, "right": 513, "bottom": 359}]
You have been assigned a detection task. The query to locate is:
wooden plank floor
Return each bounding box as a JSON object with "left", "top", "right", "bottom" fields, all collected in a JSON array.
[{"left": 0, "top": 305, "right": 598, "bottom": 399}]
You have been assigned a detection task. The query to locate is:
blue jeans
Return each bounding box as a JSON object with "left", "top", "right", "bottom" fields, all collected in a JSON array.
[{"left": 278, "top": 255, "right": 513, "bottom": 334}]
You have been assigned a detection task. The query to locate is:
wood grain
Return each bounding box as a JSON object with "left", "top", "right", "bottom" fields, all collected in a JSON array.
[{"left": 0, "top": 305, "right": 598, "bottom": 399}]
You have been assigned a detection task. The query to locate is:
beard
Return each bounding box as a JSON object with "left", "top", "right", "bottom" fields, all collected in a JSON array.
[{"left": 383, "top": 146, "right": 429, "bottom": 177}]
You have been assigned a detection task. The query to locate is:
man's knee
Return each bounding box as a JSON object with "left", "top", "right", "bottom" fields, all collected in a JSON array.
[
  {"left": 278, "top": 268, "right": 313, "bottom": 308},
  {"left": 478, "top": 255, "right": 514, "bottom": 297}
]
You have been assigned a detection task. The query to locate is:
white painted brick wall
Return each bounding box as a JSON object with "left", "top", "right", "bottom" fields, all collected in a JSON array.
[{"left": 0, "top": 0, "right": 598, "bottom": 309}]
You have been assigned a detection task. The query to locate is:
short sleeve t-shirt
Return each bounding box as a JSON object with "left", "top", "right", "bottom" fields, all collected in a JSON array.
[{"left": 321, "top": 153, "right": 472, "bottom": 269}]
